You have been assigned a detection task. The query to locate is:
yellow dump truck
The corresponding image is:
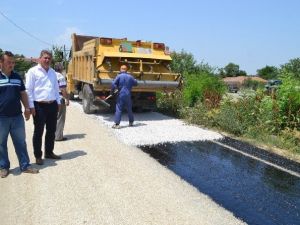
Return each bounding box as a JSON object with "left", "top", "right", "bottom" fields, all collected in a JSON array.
[{"left": 67, "top": 33, "right": 181, "bottom": 113}]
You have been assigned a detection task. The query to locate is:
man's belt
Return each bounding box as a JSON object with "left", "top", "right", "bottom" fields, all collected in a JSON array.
[{"left": 35, "top": 100, "right": 55, "bottom": 104}]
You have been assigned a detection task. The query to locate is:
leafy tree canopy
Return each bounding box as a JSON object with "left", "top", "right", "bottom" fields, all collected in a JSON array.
[
  {"left": 51, "top": 45, "right": 70, "bottom": 70},
  {"left": 257, "top": 65, "right": 279, "bottom": 80},
  {"left": 170, "top": 50, "right": 215, "bottom": 78},
  {"left": 219, "top": 62, "right": 247, "bottom": 77},
  {"left": 52, "top": 45, "right": 64, "bottom": 63},
  {"left": 14, "top": 59, "right": 34, "bottom": 74},
  {"left": 280, "top": 58, "right": 300, "bottom": 79}
]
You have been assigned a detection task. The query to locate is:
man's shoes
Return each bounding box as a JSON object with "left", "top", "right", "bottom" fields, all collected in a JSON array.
[
  {"left": 129, "top": 122, "right": 133, "bottom": 127},
  {"left": 45, "top": 153, "right": 61, "bottom": 159},
  {"left": 36, "top": 158, "right": 44, "bottom": 165},
  {"left": 23, "top": 167, "right": 39, "bottom": 174},
  {"left": 55, "top": 137, "right": 67, "bottom": 142},
  {"left": 112, "top": 124, "right": 120, "bottom": 129},
  {"left": 0, "top": 168, "right": 9, "bottom": 178}
]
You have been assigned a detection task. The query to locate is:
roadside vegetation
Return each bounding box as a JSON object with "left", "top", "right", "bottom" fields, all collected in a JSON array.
[{"left": 157, "top": 50, "right": 300, "bottom": 155}]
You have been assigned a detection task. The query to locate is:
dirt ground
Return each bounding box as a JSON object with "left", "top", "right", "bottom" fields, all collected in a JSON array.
[{"left": 0, "top": 103, "right": 246, "bottom": 225}]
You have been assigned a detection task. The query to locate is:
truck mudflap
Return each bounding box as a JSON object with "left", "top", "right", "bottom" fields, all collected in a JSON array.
[{"left": 99, "top": 79, "right": 180, "bottom": 89}]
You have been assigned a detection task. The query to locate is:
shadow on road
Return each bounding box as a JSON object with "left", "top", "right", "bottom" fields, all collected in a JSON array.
[
  {"left": 64, "top": 133, "right": 86, "bottom": 140},
  {"left": 60, "top": 150, "right": 87, "bottom": 160},
  {"left": 10, "top": 150, "right": 87, "bottom": 175}
]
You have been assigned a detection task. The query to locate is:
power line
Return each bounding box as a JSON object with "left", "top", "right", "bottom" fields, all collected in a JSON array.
[{"left": 0, "top": 10, "right": 53, "bottom": 46}]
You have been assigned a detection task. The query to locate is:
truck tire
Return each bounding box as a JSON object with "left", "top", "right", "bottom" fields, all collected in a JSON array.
[
  {"left": 69, "top": 92, "right": 75, "bottom": 100},
  {"left": 82, "top": 84, "right": 94, "bottom": 114}
]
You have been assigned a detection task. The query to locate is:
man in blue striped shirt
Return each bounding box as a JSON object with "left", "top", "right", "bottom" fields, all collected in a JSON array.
[{"left": 0, "top": 51, "right": 39, "bottom": 178}]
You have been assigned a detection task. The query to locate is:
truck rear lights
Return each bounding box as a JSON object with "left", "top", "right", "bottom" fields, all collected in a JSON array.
[
  {"left": 100, "top": 38, "right": 112, "bottom": 45},
  {"left": 147, "top": 96, "right": 156, "bottom": 101},
  {"left": 153, "top": 43, "right": 165, "bottom": 50}
]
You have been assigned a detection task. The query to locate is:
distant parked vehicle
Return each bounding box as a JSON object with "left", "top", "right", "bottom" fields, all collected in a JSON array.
[
  {"left": 228, "top": 83, "right": 239, "bottom": 93},
  {"left": 265, "top": 79, "right": 282, "bottom": 93}
]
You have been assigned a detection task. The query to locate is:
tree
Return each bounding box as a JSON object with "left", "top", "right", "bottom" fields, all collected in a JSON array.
[
  {"left": 238, "top": 70, "right": 247, "bottom": 76},
  {"left": 170, "top": 50, "right": 199, "bottom": 75},
  {"left": 14, "top": 59, "right": 34, "bottom": 77},
  {"left": 52, "top": 45, "right": 70, "bottom": 71},
  {"left": 170, "top": 50, "right": 215, "bottom": 79},
  {"left": 280, "top": 58, "right": 300, "bottom": 79},
  {"left": 257, "top": 65, "right": 279, "bottom": 80},
  {"left": 14, "top": 54, "right": 35, "bottom": 78},
  {"left": 225, "top": 63, "right": 240, "bottom": 77},
  {"left": 52, "top": 45, "right": 64, "bottom": 63},
  {"left": 219, "top": 63, "right": 247, "bottom": 77}
]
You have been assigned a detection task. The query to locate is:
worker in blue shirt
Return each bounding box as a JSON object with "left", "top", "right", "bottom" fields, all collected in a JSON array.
[{"left": 111, "top": 64, "right": 138, "bottom": 129}]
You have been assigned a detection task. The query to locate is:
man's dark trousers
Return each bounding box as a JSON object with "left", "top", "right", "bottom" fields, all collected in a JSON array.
[{"left": 32, "top": 101, "right": 58, "bottom": 159}]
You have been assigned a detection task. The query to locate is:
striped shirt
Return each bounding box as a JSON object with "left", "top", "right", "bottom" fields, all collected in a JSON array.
[
  {"left": 0, "top": 71, "right": 25, "bottom": 117},
  {"left": 56, "top": 72, "right": 67, "bottom": 89}
]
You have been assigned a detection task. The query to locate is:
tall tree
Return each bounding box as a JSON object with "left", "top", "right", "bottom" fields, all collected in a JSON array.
[
  {"left": 52, "top": 45, "right": 64, "bottom": 63},
  {"left": 52, "top": 45, "right": 70, "bottom": 70},
  {"left": 14, "top": 59, "right": 34, "bottom": 77},
  {"left": 257, "top": 65, "right": 279, "bottom": 80},
  {"left": 13, "top": 54, "right": 35, "bottom": 78},
  {"left": 280, "top": 58, "right": 300, "bottom": 79},
  {"left": 225, "top": 63, "right": 240, "bottom": 77},
  {"left": 170, "top": 50, "right": 199, "bottom": 75},
  {"left": 170, "top": 50, "right": 215, "bottom": 79},
  {"left": 219, "top": 63, "right": 246, "bottom": 77}
]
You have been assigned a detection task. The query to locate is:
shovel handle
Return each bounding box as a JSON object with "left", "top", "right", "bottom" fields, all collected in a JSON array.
[
  {"left": 105, "top": 90, "right": 118, "bottom": 100},
  {"left": 105, "top": 94, "right": 113, "bottom": 100}
]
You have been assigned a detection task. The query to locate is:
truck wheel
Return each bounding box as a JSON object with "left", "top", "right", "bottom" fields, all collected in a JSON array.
[
  {"left": 82, "top": 84, "right": 94, "bottom": 114},
  {"left": 69, "top": 92, "right": 75, "bottom": 100}
]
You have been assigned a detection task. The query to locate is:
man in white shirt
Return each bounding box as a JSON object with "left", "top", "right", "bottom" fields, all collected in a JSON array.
[{"left": 26, "top": 50, "right": 61, "bottom": 165}]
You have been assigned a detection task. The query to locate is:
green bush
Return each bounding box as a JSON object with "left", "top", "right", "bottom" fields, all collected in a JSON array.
[
  {"left": 156, "top": 90, "right": 183, "bottom": 117},
  {"left": 180, "top": 100, "right": 218, "bottom": 128},
  {"left": 214, "top": 98, "right": 252, "bottom": 135},
  {"left": 277, "top": 72, "right": 300, "bottom": 129},
  {"left": 280, "top": 129, "right": 300, "bottom": 153},
  {"left": 183, "top": 72, "right": 226, "bottom": 107}
]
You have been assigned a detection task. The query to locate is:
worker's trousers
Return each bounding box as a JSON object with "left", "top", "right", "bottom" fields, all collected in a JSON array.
[
  {"left": 114, "top": 95, "right": 134, "bottom": 125},
  {"left": 55, "top": 98, "right": 66, "bottom": 140}
]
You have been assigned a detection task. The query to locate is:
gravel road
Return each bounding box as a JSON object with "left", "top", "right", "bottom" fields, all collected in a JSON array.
[{"left": 1, "top": 102, "right": 246, "bottom": 225}]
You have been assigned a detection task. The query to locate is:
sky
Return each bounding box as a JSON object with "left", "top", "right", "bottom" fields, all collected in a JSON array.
[{"left": 1, "top": 0, "right": 299, "bottom": 75}]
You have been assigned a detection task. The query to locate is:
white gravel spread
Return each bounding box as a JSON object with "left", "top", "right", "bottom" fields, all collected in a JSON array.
[{"left": 73, "top": 102, "right": 223, "bottom": 146}]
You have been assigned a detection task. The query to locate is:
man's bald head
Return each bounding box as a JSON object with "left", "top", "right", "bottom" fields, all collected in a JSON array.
[{"left": 120, "top": 65, "right": 128, "bottom": 72}]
